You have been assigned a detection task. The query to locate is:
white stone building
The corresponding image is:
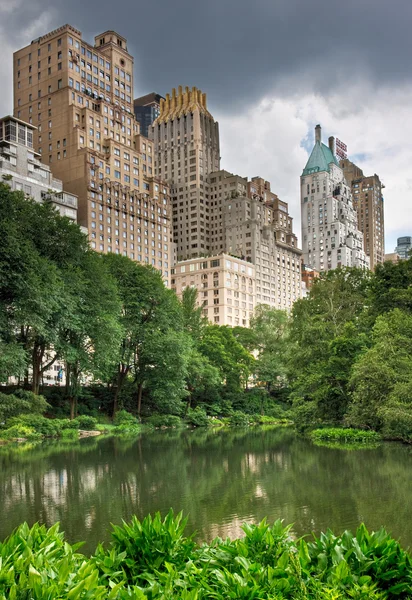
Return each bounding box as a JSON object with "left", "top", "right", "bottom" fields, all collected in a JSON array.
[
  {"left": 0, "top": 115, "right": 78, "bottom": 221},
  {"left": 301, "top": 125, "right": 369, "bottom": 272}
]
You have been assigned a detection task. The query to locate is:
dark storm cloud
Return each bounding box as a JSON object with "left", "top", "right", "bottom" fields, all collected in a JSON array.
[{"left": 9, "top": 0, "right": 412, "bottom": 112}]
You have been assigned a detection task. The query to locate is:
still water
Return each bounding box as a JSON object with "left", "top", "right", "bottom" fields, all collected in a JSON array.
[{"left": 0, "top": 427, "right": 411, "bottom": 553}]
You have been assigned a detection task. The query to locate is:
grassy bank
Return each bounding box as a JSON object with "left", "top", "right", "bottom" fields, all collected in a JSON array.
[{"left": 0, "top": 511, "right": 410, "bottom": 599}]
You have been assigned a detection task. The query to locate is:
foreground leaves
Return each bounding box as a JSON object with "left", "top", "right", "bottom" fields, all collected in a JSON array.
[{"left": 0, "top": 511, "right": 411, "bottom": 598}]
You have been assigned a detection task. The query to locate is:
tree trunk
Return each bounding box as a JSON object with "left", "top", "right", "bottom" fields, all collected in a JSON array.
[
  {"left": 185, "top": 388, "right": 193, "bottom": 416},
  {"left": 65, "top": 363, "right": 70, "bottom": 396},
  {"left": 31, "top": 341, "right": 44, "bottom": 395},
  {"left": 137, "top": 382, "right": 143, "bottom": 417},
  {"left": 70, "top": 396, "right": 75, "bottom": 420},
  {"left": 112, "top": 365, "right": 129, "bottom": 420}
]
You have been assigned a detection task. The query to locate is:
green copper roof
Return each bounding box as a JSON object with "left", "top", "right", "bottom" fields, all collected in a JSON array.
[{"left": 302, "top": 141, "right": 339, "bottom": 176}]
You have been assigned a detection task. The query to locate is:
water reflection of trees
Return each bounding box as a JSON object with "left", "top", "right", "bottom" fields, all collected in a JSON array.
[{"left": 0, "top": 430, "right": 412, "bottom": 554}]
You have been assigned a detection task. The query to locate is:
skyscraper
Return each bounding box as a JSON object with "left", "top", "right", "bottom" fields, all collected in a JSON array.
[
  {"left": 213, "top": 172, "right": 302, "bottom": 308},
  {"left": 152, "top": 85, "right": 220, "bottom": 260},
  {"left": 301, "top": 125, "right": 369, "bottom": 272},
  {"left": 13, "top": 25, "right": 172, "bottom": 283},
  {"left": 341, "top": 158, "right": 385, "bottom": 269},
  {"left": 134, "top": 93, "right": 164, "bottom": 137},
  {"left": 156, "top": 85, "right": 302, "bottom": 313},
  {"left": 395, "top": 236, "right": 412, "bottom": 259}
]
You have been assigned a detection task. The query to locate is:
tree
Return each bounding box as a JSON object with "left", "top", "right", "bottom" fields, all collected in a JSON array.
[
  {"left": 347, "top": 309, "right": 412, "bottom": 436},
  {"left": 199, "top": 325, "right": 254, "bottom": 393},
  {"left": 181, "top": 286, "right": 206, "bottom": 341},
  {"left": 58, "top": 252, "right": 122, "bottom": 419},
  {"left": 288, "top": 267, "right": 371, "bottom": 426},
  {"left": 179, "top": 288, "right": 220, "bottom": 413},
  {"left": 249, "top": 306, "right": 289, "bottom": 393},
  {"left": 104, "top": 255, "right": 189, "bottom": 417},
  {"left": 369, "top": 257, "right": 412, "bottom": 318},
  {"left": 0, "top": 183, "right": 88, "bottom": 393},
  {"left": 184, "top": 347, "right": 220, "bottom": 414}
]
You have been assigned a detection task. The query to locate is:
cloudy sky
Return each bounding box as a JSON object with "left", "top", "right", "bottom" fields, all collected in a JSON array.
[{"left": 1, "top": 0, "right": 411, "bottom": 252}]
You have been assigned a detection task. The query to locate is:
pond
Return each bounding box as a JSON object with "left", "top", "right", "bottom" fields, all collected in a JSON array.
[{"left": 0, "top": 426, "right": 411, "bottom": 553}]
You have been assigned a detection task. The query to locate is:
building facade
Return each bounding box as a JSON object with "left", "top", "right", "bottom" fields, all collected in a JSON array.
[
  {"left": 13, "top": 25, "right": 172, "bottom": 283},
  {"left": 152, "top": 87, "right": 302, "bottom": 311},
  {"left": 152, "top": 85, "right": 220, "bottom": 260},
  {"left": 340, "top": 158, "right": 385, "bottom": 269},
  {"left": 301, "top": 125, "right": 369, "bottom": 272},
  {"left": 395, "top": 236, "right": 412, "bottom": 260},
  {"left": 207, "top": 171, "right": 302, "bottom": 309},
  {"left": 384, "top": 252, "right": 400, "bottom": 264},
  {"left": 171, "top": 254, "right": 256, "bottom": 327},
  {"left": 0, "top": 115, "right": 78, "bottom": 220},
  {"left": 134, "top": 93, "right": 164, "bottom": 137},
  {"left": 301, "top": 263, "right": 320, "bottom": 296}
]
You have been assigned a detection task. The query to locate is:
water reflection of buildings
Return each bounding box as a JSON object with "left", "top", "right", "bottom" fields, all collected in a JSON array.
[
  {"left": 4, "top": 465, "right": 119, "bottom": 529},
  {"left": 207, "top": 515, "right": 257, "bottom": 542},
  {"left": 241, "top": 450, "right": 290, "bottom": 476}
]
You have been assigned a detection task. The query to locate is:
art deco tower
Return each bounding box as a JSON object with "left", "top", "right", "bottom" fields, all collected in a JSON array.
[{"left": 152, "top": 86, "right": 220, "bottom": 260}]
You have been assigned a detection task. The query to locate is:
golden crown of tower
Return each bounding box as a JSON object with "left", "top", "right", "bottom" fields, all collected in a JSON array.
[{"left": 155, "top": 86, "right": 212, "bottom": 123}]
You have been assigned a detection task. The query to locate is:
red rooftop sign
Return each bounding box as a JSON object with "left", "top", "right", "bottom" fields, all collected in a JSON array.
[{"left": 335, "top": 138, "right": 347, "bottom": 160}]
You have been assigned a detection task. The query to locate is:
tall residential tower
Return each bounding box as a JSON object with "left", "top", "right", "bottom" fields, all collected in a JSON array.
[
  {"left": 395, "top": 236, "right": 412, "bottom": 259},
  {"left": 341, "top": 158, "right": 385, "bottom": 269},
  {"left": 301, "top": 125, "right": 369, "bottom": 272},
  {"left": 13, "top": 25, "right": 172, "bottom": 282}
]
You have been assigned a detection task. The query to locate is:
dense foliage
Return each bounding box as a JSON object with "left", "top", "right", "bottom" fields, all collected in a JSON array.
[
  {"left": 1, "top": 182, "right": 411, "bottom": 441},
  {"left": 0, "top": 511, "right": 411, "bottom": 598},
  {"left": 288, "top": 261, "right": 412, "bottom": 440},
  {"left": 0, "top": 184, "right": 257, "bottom": 422}
]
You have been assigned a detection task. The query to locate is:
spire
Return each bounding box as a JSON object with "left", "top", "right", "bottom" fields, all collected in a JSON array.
[{"left": 302, "top": 125, "right": 339, "bottom": 176}]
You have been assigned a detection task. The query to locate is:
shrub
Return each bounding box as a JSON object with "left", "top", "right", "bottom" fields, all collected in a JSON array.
[
  {"left": 249, "top": 414, "right": 291, "bottom": 425},
  {"left": 7, "top": 414, "right": 63, "bottom": 437},
  {"left": 378, "top": 404, "right": 412, "bottom": 442},
  {"left": 185, "top": 407, "right": 209, "bottom": 427},
  {"left": 60, "top": 428, "right": 79, "bottom": 440},
  {"left": 229, "top": 411, "right": 250, "bottom": 427},
  {"left": 102, "top": 510, "right": 195, "bottom": 584},
  {"left": 266, "top": 404, "right": 290, "bottom": 419},
  {"left": 72, "top": 415, "right": 98, "bottom": 430},
  {"left": 145, "top": 414, "right": 182, "bottom": 428},
  {"left": 310, "top": 428, "right": 381, "bottom": 444},
  {"left": 292, "top": 399, "right": 321, "bottom": 432},
  {"left": 114, "top": 409, "right": 139, "bottom": 426},
  {"left": 112, "top": 424, "right": 142, "bottom": 436},
  {"left": 0, "top": 391, "right": 49, "bottom": 424},
  {"left": 0, "top": 424, "right": 41, "bottom": 440},
  {"left": 1, "top": 518, "right": 412, "bottom": 598}
]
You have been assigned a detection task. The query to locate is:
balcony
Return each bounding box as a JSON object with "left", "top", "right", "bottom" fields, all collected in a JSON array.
[{"left": 42, "top": 191, "right": 78, "bottom": 209}]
